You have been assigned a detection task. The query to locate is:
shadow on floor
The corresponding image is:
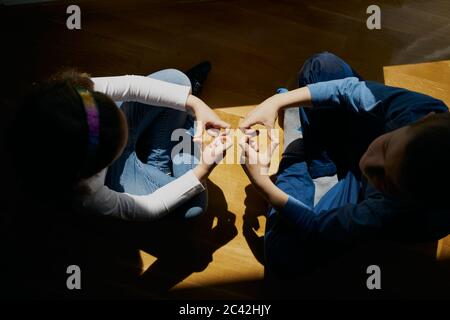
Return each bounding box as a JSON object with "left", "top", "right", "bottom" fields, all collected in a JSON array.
[
  {"left": 2, "top": 173, "right": 237, "bottom": 298},
  {"left": 138, "top": 180, "right": 238, "bottom": 296},
  {"left": 242, "top": 184, "right": 267, "bottom": 266},
  {"left": 3, "top": 170, "right": 450, "bottom": 299}
]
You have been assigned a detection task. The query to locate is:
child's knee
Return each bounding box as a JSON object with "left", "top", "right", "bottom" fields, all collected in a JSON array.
[
  {"left": 307, "top": 52, "right": 339, "bottom": 65},
  {"left": 298, "top": 52, "right": 341, "bottom": 84},
  {"left": 184, "top": 206, "right": 204, "bottom": 219},
  {"left": 183, "top": 189, "right": 208, "bottom": 219},
  {"left": 147, "top": 68, "right": 191, "bottom": 87}
]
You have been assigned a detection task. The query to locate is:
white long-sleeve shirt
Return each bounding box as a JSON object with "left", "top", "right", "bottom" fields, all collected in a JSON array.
[
  {"left": 92, "top": 75, "right": 191, "bottom": 111},
  {"left": 78, "top": 75, "right": 205, "bottom": 221}
]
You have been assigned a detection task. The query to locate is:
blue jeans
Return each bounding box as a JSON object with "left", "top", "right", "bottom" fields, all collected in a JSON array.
[
  {"left": 265, "top": 52, "right": 362, "bottom": 275},
  {"left": 105, "top": 69, "right": 207, "bottom": 219}
]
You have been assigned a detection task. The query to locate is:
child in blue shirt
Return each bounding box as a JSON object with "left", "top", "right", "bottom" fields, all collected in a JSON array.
[{"left": 240, "top": 52, "right": 450, "bottom": 276}]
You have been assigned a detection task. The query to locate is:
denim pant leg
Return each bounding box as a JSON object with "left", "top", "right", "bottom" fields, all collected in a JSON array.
[
  {"left": 170, "top": 115, "right": 208, "bottom": 219},
  {"left": 105, "top": 69, "right": 188, "bottom": 193},
  {"left": 143, "top": 69, "right": 207, "bottom": 218},
  {"left": 264, "top": 52, "right": 364, "bottom": 275},
  {"left": 313, "top": 171, "right": 360, "bottom": 213},
  {"left": 265, "top": 162, "right": 361, "bottom": 276},
  {"left": 137, "top": 69, "right": 193, "bottom": 173},
  {"left": 264, "top": 156, "right": 316, "bottom": 275},
  {"left": 297, "top": 52, "right": 363, "bottom": 179},
  {"left": 105, "top": 69, "right": 206, "bottom": 218}
]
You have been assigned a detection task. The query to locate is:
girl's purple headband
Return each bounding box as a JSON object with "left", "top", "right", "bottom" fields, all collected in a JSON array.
[{"left": 76, "top": 88, "right": 100, "bottom": 153}]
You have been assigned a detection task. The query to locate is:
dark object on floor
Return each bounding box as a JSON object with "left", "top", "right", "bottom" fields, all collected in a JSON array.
[{"left": 185, "top": 61, "right": 212, "bottom": 96}]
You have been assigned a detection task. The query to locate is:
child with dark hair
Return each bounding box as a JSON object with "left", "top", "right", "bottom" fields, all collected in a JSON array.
[
  {"left": 239, "top": 52, "right": 450, "bottom": 275},
  {"left": 13, "top": 66, "right": 231, "bottom": 221}
]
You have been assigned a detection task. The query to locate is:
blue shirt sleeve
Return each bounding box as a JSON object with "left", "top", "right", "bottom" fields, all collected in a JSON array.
[
  {"left": 281, "top": 195, "right": 393, "bottom": 243},
  {"left": 307, "top": 77, "right": 379, "bottom": 113},
  {"left": 307, "top": 77, "right": 448, "bottom": 131},
  {"left": 365, "top": 80, "right": 448, "bottom": 130}
]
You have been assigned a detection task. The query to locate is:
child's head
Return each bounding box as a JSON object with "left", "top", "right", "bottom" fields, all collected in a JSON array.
[
  {"left": 13, "top": 69, "right": 128, "bottom": 199},
  {"left": 359, "top": 112, "right": 450, "bottom": 207}
]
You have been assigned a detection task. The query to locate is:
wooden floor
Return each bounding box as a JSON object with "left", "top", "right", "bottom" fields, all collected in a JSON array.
[
  {"left": 2, "top": 0, "right": 450, "bottom": 103},
  {"left": 1, "top": 0, "right": 450, "bottom": 299}
]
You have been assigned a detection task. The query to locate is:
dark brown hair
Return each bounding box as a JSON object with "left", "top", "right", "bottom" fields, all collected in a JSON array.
[
  {"left": 400, "top": 112, "right": 450, "bottom": 208},
  {"left": 11, "top": 69, "right": 125, "bottom": 204}
]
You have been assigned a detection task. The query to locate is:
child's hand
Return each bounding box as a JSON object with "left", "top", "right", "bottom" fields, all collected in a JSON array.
[
  {"left": 239, "top": 130, "right": 279, "bottom": 185},
  {"left": 193, "top": 131, "right": 233, "bottom": 181},
  {"left": 239, "top": 130, "right": 288, "bottom": 210},
  {"left": 186, "top": 95, "right": 230, "bottom": 142},
  {"left": 239, "top": 96, "right": 281, "bottom": 139}
]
